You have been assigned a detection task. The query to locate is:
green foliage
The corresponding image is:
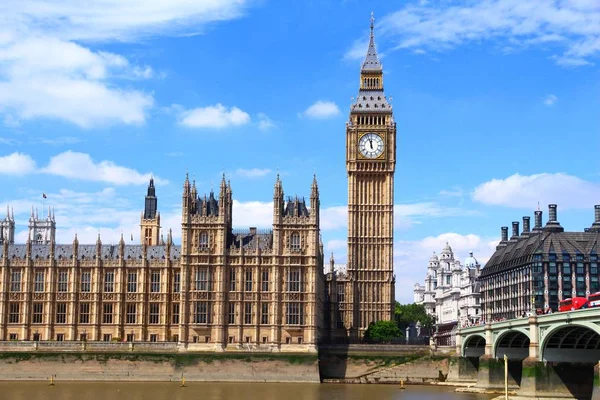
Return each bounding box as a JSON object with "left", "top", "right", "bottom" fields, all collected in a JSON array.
[
  {"left": 363, "top": 320, "right": 403, "bottom": 342},
  {"left": 394, "top": 302, "right": 434, "bottom": 331}
]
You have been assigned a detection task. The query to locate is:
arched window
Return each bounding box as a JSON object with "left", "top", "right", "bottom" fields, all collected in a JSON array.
[
  {"left": 199, "top": 232, "right": 209, "bottom": 250},
  {"left": 290, "top": 233, "right": 301, "bottom": 251},
  {"left": 36, "top": 233, "right": 43, "bottom": 244}
]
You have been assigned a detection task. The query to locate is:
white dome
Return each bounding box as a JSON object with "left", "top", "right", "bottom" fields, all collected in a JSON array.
[
  {"left": 441, "top": 242, "right": 453, "bottom": 254},
  {"left": 464, "top": 251, "right": 479, "bottom": 268},
  {"left": 429, "top": 252, "right": 439, "bottom": 261}
]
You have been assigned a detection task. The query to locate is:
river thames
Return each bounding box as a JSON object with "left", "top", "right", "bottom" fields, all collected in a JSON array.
[{"left": 0, "top": 382, "right": 495, "bottom": 400}]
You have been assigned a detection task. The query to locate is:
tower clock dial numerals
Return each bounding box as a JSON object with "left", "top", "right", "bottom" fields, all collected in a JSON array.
[{"left": 359, "top": 133, "right": 384, "bottom": 159}]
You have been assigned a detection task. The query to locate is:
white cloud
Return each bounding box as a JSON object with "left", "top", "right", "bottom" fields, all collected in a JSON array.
[
  {"left": 301, "top": 101, "right": 341, "bottom": 120},
  {"left": 344, "top": 39, "right": 370, "bottom": 61},
  {"left": 472, "top": 172, "right": 600, "bottom": 209},
  {"left": 543, "top": 94, "right": 558, "bottom": 106},
  {"left": 179, "top": 104, "right": 251, "bottom": 128},
  {"left": 0, "top": 37, "right": 153, "bottom": 128},
  {"left": 6, "top": 187, "right": 182, "bottom": 245},
  {"left": 0, "top": 0, "right": 251, "bottom": 42},
  {"left": 257, "top": 113, "right": 276, "bottom": 130},
  {"left": 231, "top": 200, "right": 273, "bottom": 228},
  {"left": 235, "top": 168, "right": 272, "bottom": 178},
  {"left": 0, "top": 1, "right": 251, "bottom": 127},
  {"left": 42, "top": 151, "right": 166, "bottom": 186},
  {"left": 393, "top": 233, "right": 498, "bottom": 303},
  {"left": 0, "top": 152, "right": 36, "bottom": 175},
  {"left": 374, "top": 1, "right": 600, "bottom": 66},
  {"left": 0, "top": 150, "right": 165, "bottom": 185},
  {"left": 326, "top": 239, "right": 347, "bottom": 254},
  {"left": 319, "top": 202, "right": 479, "bottom": 232}
]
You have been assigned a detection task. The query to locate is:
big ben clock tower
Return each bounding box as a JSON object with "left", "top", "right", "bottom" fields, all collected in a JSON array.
[{"left": 346, "top": 13, "right": 396, "bottom": 338}]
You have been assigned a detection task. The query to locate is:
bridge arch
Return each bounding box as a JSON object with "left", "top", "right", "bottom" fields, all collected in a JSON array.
[
  {"left": 540, "top": 322, "right": 600, "bottom": 362},
  {"left": 493, "top": 329, "right": 530, "bottom": 360},
  {"left": 462, "top": 334, "right": 486, "bottom": 357}
]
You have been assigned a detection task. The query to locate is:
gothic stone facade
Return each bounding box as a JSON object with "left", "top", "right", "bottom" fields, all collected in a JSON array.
[
  {"left": 325, "top": 13, "right": 396, "bottom": 342},
  {"left": 0, "top": 175, "right": 325, "bottom": 352},
  {"left": 480, "top": 204, "right": 600, "bottom": 321}
]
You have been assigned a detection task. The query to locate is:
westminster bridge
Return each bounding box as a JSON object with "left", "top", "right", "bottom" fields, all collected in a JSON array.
[{"left": 456, "top": 308, "right": 600, "bottom": 399}]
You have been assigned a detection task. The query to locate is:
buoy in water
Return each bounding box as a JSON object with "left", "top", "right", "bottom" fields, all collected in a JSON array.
[
  {"left": 49, "top": 376, "right": 55, "bottom": 387},
  {"left": 399, "top": 379, "right": 406, "bottom": 390},
  {"left": 180, "top": 375, "right": 187, "bottom": 387}
]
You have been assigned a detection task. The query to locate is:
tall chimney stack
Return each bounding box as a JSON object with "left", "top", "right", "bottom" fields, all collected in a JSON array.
[
  {"left": 533, "top": 210, "right": 543, "bottom": 231},
  {"left": 548, "top": 204, "right": 557, "bottom": 222},
  {"left": 511, "top": 221, "right": 520, "bottom": 239},
  {"left": 544, "top": 204, "right": 564, "bottom": 232},
  {"left": 501, "top": 227, "right": 508, "bottom": 242},
  {"left": 522, "top": 216, "right": 531, "bottom": 235},
  {"left": 590, "top": 205, "right": 600, "bottom": 232}
]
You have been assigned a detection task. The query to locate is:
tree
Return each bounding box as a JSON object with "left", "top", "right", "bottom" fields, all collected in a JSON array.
[
  {"left": 395, "top": 302, "right": 434, "bottom": 332},
  {"left": 363, "top": 320, "right": 403, "bottom": 343}
]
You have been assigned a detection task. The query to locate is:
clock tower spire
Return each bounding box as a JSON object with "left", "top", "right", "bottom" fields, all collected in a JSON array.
[{"left": 343, "top": 12, "right": 396, "bottom": 339}]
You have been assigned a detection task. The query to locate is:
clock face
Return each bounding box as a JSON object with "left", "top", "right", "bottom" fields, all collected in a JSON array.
[{"left": 359, "top": 132, "right": 384, "bottom": 159}]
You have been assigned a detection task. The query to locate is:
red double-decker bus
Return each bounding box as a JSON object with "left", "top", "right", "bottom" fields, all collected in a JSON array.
[
  {"left": 559, "top": 297, "right": 588, "bottom": 312},
  {"left": 588, "top": 292, "right": 600, "bottom": 308}
]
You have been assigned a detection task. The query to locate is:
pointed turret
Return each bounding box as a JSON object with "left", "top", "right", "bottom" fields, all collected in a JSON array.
[
  {"left": 96, "top": 232, "right": 102, "bottom": 256},
  {"left": 311, "top": 174, "right": 319, "bottom": 198},
  {"left": 273, "top": 174, "right": 284, "bottom": 225},
  {"left": 310, "top": 174, "right": 320, "bottom": 222},
  {"left": 350, "top": 12, "right": 392, "bottom": 116},
  {"left": 191, "top": 179, "right": 197, "bottom": 200},
  {"left": 362, "top": 12, "right": 382, "bottom": 72},
  {"left": 119, "top": 232, "right": 125, "bottom": 258},
  {"left": 330, "top": 252, "right": 335, "bottom": 273}
]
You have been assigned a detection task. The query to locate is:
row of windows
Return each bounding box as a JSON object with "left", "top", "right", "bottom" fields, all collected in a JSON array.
[
  {"left": 11, "top": 268, "right": 307, "bottom": 294},
  {"left": 8, "top": 333, "right": 306, "bottom": 344},
  {"left": 11, "top": 270, "right": 175, "bottom": 294},
  {"left": 8, "top": 302, "right": 306, "bottom": 326}
]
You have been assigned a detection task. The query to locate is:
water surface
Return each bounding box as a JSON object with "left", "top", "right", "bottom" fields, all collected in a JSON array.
[{"left": 0, "top": 382, "right": 495, "bottom": 400}]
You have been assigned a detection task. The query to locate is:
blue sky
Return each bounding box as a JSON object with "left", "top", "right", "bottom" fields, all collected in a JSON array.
[{"left": 0, "top": 0, "right": 599, "bottom": 303}]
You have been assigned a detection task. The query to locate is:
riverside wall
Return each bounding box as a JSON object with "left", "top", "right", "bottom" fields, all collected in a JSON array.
[
  {"left": 0, "top": 352, "right": 320, "bottom": 382},
  {"left": 318, "top": 344, "right": 456, "bottom": 383},
  {"left": 0, "top": 342, "right": 458, "bottom": 383}
]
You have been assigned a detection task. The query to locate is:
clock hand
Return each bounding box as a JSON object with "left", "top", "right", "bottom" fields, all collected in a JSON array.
[{"left": 369, "top": 139, "right": 373, "bottom": 149}]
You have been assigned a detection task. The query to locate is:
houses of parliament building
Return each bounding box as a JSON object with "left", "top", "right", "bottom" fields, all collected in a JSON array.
[{"left": 0, "top": 14, "right": 396, "bottom": 350}]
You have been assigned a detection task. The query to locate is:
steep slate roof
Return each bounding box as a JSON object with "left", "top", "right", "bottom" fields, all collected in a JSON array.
[
  {"left": 480, "top": 231, "right": 600, "bottom": 277},
  {"left": 284, "top": 197, "right": 309, "bottom": 217},
  {"left": 229, "top": 229, "right": 273, "bottom": 250},
  {"left": 350, "top": 91, "right": 392, "bottom": 113},
  {"left": 1, "top": 244, "right": 181, "bottom": 261},
  {"left": 195, "top": 192, "right": 219, "bottom": 217},
  {"left": 362, "top": 13, "right": 382, "bottom": 72}
]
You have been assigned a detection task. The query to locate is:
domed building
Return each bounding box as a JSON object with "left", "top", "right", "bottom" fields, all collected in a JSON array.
[{"left": 414, "top": 244, "right": 482, "bottom": 346}]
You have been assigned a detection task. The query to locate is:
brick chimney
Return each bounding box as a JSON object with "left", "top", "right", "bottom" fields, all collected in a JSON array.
[
  {"left": 522, "top": 216, "right": 531, "bottom": 236},
  {"left": 533, "top": 210, "right": 543, "bottom": 232},
  {"left": 543, "top": 204, "right": 564, "bottom": 233},
  {"left": 510, "top": 221, "right": 520, "bottom": 240},
  {"left": 590, "top": 205, "right": 600, "bottom": 233}
]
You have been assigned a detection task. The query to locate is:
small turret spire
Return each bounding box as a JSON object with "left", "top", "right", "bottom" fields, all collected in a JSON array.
[{"left": 362, "top": 11, "right": 382, "bottom": 72}]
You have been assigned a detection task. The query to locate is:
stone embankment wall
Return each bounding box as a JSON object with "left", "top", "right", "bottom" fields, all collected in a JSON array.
[
  {"left": 318, "top": 344, "right": 455, "bottom": 383},
  {"left": 0, "top": 353, "right": 320, "bottom": 383}
]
